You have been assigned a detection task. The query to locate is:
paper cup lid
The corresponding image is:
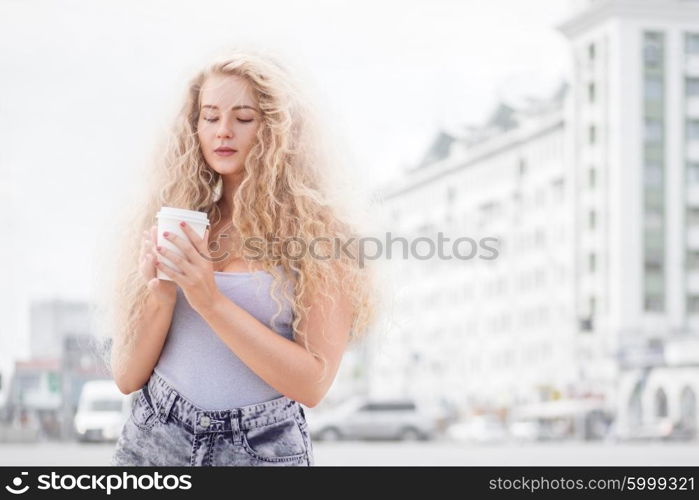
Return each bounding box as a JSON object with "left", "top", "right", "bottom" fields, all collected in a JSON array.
[{"left": 156, "top": 207, "right": 209, "bottom": 225}]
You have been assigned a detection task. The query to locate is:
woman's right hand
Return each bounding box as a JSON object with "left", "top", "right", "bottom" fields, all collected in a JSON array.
[{"left": 139, "top": 225, "right": 177, "bottom": 303}]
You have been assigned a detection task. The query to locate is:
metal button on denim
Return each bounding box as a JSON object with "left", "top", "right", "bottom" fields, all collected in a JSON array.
[{"left": 200, "top": 416, "right": 210, "bottom": 428}]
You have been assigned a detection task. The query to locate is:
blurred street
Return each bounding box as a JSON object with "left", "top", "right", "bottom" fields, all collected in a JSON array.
[
  {"left": 0, "top": 441, "right": 696, "bottom": 466},
  {"left": 2, "top": 0, "right": 699, "bottom": 469}
]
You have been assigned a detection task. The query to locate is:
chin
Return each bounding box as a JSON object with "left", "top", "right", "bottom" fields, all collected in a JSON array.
[{"left": 211, "top": 162, "right": 241, "bottom": 174}]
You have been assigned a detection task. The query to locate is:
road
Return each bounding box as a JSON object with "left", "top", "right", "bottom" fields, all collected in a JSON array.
[{"left": 0, "top": 441, "right": 696, "bottom": 466}]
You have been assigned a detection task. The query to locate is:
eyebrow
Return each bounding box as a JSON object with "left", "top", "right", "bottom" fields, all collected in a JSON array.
[{"left": 201, "top": 104, "right": 259, "bottom": 113}]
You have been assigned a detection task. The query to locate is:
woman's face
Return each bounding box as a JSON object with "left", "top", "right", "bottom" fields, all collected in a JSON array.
[{"left": 197, "top": 74, "right": 262, "bottom": 180}]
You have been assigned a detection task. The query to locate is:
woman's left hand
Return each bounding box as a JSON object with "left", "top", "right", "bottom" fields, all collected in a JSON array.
[{"left": 154, "top": 221, "right": 221, "bottom": 315}]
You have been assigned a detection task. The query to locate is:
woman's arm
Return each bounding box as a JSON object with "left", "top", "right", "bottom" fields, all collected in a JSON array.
[
  {"left": 111, "top": 292, "right": 177, "bottom": 394},
  {"left": 198, "top": 276, "right": 354, "bottom": 408}
]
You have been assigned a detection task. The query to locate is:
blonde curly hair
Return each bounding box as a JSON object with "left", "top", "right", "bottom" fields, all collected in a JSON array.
[{"left": 91, "top": 47, "right": 382, "bottom": 389}]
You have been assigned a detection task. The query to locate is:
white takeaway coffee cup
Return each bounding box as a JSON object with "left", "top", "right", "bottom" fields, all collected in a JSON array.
[{"left": 155, "top": 207, "right": 210, "bottom": 281}]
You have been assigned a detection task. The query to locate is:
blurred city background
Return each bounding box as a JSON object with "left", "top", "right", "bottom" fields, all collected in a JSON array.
[{"left": 1, "top": 0, "right": 698, "bottom": 465}]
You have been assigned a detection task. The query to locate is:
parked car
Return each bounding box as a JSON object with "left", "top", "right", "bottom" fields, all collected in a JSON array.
[
  {"left": 73, "top": 380, "right": 131, "bottom": 442},
  {"left": 508, "top": 419, "right": 542, "bottom": 443},
  {"left": 446, "top": 415, "right": 508, "bottom": 444},
  {"left": 309, "top": 396, "right": 440, "bottom": 441}
]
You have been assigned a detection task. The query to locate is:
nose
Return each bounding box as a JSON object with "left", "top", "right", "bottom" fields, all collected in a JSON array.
[{"left": 216, "top": 119, "right": 234, "bottom": 138}]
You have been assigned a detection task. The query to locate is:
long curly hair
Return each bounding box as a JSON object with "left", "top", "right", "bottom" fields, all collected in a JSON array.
[{"left": 91, "top": 47, "right": 382, "bottom": 390}]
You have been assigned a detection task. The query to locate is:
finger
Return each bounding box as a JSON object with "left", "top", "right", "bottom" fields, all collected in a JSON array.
[
  {"left": 179, "top": 222, "right": 203, "bottom": 255},
  {"left": 180, "top": 221, "right": 210, "bottom": 259},
  {"left": 155, "top": 244, "right": 193, "bottom": 274},
  {"left": 147, "top": 277, "right": 159, "bottom": 291},
  {"left": 151, "top": 225, "right": 158, "bottom": 245},
  {"left": 154, "top": 257, "right": 183, "bottom": 283},
  {"left": 144, "top": 254, "right": 156, "bottom": 279},
  {"left": 143, "top": 240, "right": 155, "bottom": 261},
  {"left": 162, "top": 230, "right": 195, "bottom": 263}
]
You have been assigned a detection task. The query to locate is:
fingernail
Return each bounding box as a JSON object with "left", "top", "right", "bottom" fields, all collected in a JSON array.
[
  {"left": 163, "top": 232, "right": 169, "bottom": 237},
  {"left": 180, "top": 221, "right": 186, "bottom": 227},
  {"left": 156, "top": 246, "right": 161, "bottom": 252}
]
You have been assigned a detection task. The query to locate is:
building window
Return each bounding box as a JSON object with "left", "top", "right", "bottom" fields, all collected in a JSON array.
[
  {"left": 589, "top": 166, "right": 596, "bottom": 188},
  {"left": 552, "top": 178, "right": 564, "bottom": 202},
  {"left": 654, "top": 388, "right": 668, "bottom": 419},
  {"left": 588, "top": 82, "right": 596, "bottom": 103},
  {"left": 686, "top": 33, "right": 699, "bottom": 56},
  {"left": 687, "top": 77, "right": 699, "bottom": 97},
  {"left": 688, "top": 163, "right": 699, "bottom": 184},
  {"left": 447, "top": 186, "right": 456, "bottom": 204},
  {"left": 645, "top": 295, "right": 664, "bottom": 312},
  {"left": 589, "top": 124, "right": 596, "bottom": 145},
  {"left": 645, "top": 119, "right": 663, "bottom": 143},
  {"left": 588, "top": 42, "right": 596, "bottom": 62},
  {"left": 589, "top": 252, "right": 596, "bottom": 273},
  {"left": 688, "top": 119, "right": 699, "bottom": 141},
  {"left": 645, "top": 211, "right": 663, "bottom": 234},
  {"left": 589, "top": 209, "right": 596, "bottom": 230},
  {"left": 687, "top": 250, "right": 699, "bottom": 270},
  {"left": 644, "top": 33, "right": 663, "bottom": 67},
  {"left": 688, "top": 207, "right": 699, "bottom": 226},
  {"left": 645, "top": 75, "right": 663, "bottom": 101},
  {"left": 589, "top": 296, "right": 596, "bottom": 316},
  {"left": 645, "top": 259, "right": 663, "bottom": 274},
  {"left": 518, "top": 157, "right": 527, "bottom": 177},
  {"left": 643, "top": 31, "right": 665, "bottom": 313},
  {"left": 687, "top": 295, "right": 699, "bottom": 313},
  {"left": 644, "top": 162, "right": 663, "bottom": 186}
]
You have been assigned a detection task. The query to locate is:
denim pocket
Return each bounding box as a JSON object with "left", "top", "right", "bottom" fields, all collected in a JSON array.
[
  {"left": 241, "top": 416, "right": 307, "bottom": 463},
  {"left": 131, "top": 386, "right": 158, "bottom": 432}
]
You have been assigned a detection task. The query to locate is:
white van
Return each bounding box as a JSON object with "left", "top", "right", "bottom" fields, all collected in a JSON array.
[{"left": 74, "top": 379, "right": 132, "bottom": 442}]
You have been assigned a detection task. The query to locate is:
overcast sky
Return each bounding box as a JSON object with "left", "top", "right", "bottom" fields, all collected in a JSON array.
[{"left": 0, "top": 0, "right": 574, "bottom": 359}]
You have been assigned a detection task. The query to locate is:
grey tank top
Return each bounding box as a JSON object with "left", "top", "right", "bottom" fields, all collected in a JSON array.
[{"left": 153, "top": 265, "right": 296, "bottom": 410}]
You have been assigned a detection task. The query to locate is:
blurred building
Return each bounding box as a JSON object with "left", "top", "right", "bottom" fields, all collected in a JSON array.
[
  {"left": 0, "top": 172, "right": 27, "bottom": 409},
  {"left": 558, "top": 0, "right": 699, "bottom": 440},
  {"left": 30, "top": 299, "right": 91, "bottom": 358},
  {"left": 3, "top": 299, "right": 110, "bottom": 440},
  {"left": 373, "top": 81, "right": 576, "bottom": 414},
  {"left": 373, "top": 0, "right": 699, "bottom": 438}
]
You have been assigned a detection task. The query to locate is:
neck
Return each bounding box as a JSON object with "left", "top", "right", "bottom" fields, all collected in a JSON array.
[{"left": 218, "top": 173, "right": 243, "bottom": 220}]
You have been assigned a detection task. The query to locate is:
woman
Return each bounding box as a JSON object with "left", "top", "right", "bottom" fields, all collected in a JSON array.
[{"left": 105, "top": 49, "right": 379, "bottom": 466}]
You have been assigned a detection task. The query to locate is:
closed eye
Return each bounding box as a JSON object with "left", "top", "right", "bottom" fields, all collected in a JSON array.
[{"left": 203, "top": 118, "right": 253, "bottom": 123}]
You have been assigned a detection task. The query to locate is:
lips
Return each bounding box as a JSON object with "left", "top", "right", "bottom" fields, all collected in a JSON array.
[{"left": 215, "top": 147, "right": 237, "bottom": 153}]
